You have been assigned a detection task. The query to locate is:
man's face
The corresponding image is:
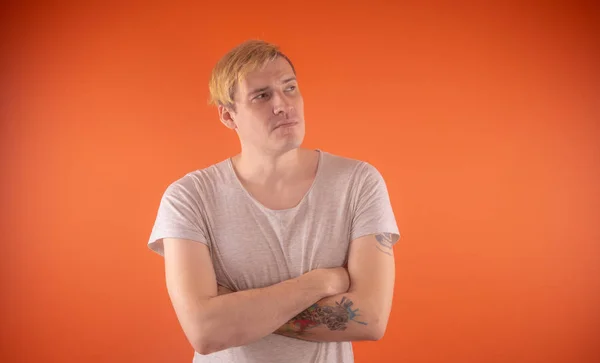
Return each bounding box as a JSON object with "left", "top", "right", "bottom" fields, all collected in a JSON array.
[{"left": 222, "top": 56, "right": 305, "bottom": 155}]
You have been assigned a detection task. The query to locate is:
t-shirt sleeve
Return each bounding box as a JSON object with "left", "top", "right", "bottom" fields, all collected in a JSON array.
[
  {"left": 350, "top": 162, "right": 401, "bottom": 245},
  {"left": 147, "top": 177, "right": 209, "bottom": 257}
]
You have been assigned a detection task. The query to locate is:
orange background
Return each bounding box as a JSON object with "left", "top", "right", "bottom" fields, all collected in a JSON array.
[{"left": 1, "top": 1, "right": 599, "bottom": 362}]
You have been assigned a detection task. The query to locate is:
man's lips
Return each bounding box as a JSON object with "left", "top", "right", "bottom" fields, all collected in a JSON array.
[{"left": 274, "top": 121, "right": 299, "bottom": 129}]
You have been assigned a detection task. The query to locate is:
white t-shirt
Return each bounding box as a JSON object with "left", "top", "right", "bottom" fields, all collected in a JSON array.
[{"left": 148, "top": 150, "right": 400, "bottom": 363}]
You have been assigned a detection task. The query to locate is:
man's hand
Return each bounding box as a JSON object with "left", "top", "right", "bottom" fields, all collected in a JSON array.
[{"left": 321, "top": 267, "right": 350, "bottom": 295}]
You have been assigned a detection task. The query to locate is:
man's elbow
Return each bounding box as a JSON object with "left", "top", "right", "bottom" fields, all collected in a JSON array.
[
  {"left": 194, "top": 344, "right": 226, "bottom": 356},
  {"left": 191, "top": 325, "right": 245, "bottom": 355},
  {"left": 367, "top": 323, "right": 387, "bottom": 341},
  {"left": 192, "top": 334, "right": 229, "bottom": 356},
  {"left": 192, "top": 341, "right": 214, "bottom": 356},
  {"left": 177, "top": 313, "right": 223, "bottom": 355},
  {"left": 187, "top": 328, "right": 214, "bottom": 356},
  {"left": 365, "top": 314, "right": 390, "bottom": 341}
]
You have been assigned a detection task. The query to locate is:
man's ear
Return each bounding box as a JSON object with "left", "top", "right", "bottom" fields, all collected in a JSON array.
[{"left": 218, "top": 105, "right": 237, "bottom": 130}]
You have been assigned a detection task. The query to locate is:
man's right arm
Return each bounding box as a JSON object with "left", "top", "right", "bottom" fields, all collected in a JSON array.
[{"left": 163, "top": 237, "right": 349, "bottom": 355}]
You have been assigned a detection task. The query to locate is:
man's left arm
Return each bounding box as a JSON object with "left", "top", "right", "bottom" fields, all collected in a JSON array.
[
  {"left": 273, "top": 231, "right": 396, "bottom": 342},
  {"left": 273, "top": 162, "right": 400, "bottom": 342}
]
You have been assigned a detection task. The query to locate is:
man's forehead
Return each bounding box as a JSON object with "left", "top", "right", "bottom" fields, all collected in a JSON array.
[{"left": 239, "top": 58, "right": 295, "bottom": 89}]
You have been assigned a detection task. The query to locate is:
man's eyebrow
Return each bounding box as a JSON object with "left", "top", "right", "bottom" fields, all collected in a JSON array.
[
  {"left": 248, "top": 86, "right": 269, "bottom": 97},
  {"left": 248, "top": 77, "right": 296, "bottom": 96},
  {"left": 281, "top": 77, "right": 297, "bottom": 84}
]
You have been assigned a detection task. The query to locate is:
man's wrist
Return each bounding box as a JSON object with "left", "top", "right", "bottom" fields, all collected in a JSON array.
[{"left": 300, "top": 270, "right": 332, "bottom": 299}]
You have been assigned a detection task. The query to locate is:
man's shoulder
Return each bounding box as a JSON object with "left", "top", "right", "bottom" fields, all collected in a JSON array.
[
  {"left": 162, "top": 158, "right": 231, "bottom": 197},
  {"left": 320, "top": 150, "right": 380, "bottom": 178},
  {"left": 321, "top": 150, "right": 364, "bottom": 168}
]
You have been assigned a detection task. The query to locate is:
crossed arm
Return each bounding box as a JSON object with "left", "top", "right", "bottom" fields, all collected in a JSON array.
[
  {"left": 217, "top": 233, "right": 396, "bottom": 342},
  {"left": 163, "top": 233, "right": 396, "bottom": 355}
]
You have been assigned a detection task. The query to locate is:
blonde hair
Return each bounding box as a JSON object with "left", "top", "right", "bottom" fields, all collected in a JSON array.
[{"left": 208, "top": 39, "right": 296, "bottom": 109}]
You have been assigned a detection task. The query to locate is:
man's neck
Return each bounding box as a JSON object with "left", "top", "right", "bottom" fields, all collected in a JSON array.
[{"left": 231, "top": 147, "right": 314, "bottom": 187}]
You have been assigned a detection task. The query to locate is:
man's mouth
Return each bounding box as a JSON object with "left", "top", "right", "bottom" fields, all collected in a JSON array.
[{"left": 274, "top": 121, "right": 298, "bottom": 129}]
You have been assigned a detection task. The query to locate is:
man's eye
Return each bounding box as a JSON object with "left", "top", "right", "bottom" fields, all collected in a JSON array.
[
  {"left": 254, "top": 93, "right": 267, "bottom": 100},
  {"left": 286, "top": 85, "right": 297, "bottom": 92}
]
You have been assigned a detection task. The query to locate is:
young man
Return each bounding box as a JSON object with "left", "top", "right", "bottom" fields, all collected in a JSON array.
[{"left": 148, "top": 39, "right": 400, "bottom": 363}]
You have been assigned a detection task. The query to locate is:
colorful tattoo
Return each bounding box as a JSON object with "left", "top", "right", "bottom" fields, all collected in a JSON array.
[
  {"left": 279, "top": 296, "right": 367, "bottom": 336},
  {"left": 375, "top": 233, "right": 394, "bottom": 256}
]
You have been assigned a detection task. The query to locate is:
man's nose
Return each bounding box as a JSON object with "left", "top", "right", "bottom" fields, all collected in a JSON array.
[{"left": 272, "top": 91, "right": 293, "bottom": 115}]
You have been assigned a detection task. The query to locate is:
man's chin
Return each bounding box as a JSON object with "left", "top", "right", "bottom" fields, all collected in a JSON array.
[{"left": 272, "top": 139, "right": 304, "bottom": 154}]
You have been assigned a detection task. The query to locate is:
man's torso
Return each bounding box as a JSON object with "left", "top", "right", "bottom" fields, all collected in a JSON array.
[{"left": 157, "top": 150, "right": 376, "bottom": 363}]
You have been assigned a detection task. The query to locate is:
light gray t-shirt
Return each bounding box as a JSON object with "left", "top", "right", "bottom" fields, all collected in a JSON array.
[{"left": 148, "top": 150, "right": 400, "bottom": 363}]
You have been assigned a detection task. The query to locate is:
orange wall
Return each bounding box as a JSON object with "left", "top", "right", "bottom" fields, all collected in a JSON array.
[{"left": 2, "top": 1, "right": 599, "bottom": 362}]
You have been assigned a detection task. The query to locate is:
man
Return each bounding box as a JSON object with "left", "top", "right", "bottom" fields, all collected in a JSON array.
[{"left": 148, "top": 39, "right": 400, "bottom": 363}]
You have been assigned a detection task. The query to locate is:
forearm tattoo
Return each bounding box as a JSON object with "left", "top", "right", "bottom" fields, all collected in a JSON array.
[
  {"left": 375, "top": 233, "right": 394, "bottom": 256},
  {"left": 279, "top": 296, "right": 367, "bottom": 336}
]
